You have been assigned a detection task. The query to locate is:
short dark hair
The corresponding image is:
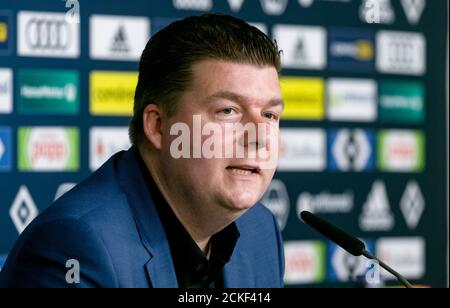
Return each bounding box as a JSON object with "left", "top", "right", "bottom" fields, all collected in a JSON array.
[{"left": 129, "top": 14, "right": 281, "bottom": 146}]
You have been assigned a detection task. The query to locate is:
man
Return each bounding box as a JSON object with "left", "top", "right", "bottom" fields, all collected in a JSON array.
[{"left": 0, "top": 14, "right": 285, "bottom": 288}]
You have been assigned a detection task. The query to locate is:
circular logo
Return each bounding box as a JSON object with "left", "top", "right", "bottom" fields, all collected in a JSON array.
[{"left": 261, "top": 179, "right": 290, "bottom": 231}]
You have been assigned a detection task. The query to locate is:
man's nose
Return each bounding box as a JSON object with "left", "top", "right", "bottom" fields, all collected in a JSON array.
[{"left": 239, "top": 112, "right": 270, "bottom": 149}]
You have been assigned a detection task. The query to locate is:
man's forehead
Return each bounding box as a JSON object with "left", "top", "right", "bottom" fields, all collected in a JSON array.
[
  {"left": 203, "top": 90, "right": 284, "bottom": 109},
  {"left": 189, "top": 59, "right": 281, "bottom": 98},
  {"left": 191, "top": 58, "right": 277, "bottom": 74}
]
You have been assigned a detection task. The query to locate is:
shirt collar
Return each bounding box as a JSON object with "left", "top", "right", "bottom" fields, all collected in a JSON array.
[{"left": 135, "top": 149, "right": 240, "bottom": 287}]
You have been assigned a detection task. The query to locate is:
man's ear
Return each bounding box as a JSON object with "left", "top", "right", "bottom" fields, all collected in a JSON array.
[{"left": 143, "top": 103, "right": 163, "bottom": 150}]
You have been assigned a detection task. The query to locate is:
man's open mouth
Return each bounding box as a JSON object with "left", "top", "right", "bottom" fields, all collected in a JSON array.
[{"left": 226, "top": 166, "right": 260, "bottom": 175}]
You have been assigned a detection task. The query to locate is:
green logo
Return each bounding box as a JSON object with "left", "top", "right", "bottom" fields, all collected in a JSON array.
[
  {"left": 19, "top": 70, "right": 79, "bottom": 115},
  {"left": 283, "top": 241, "right": 325, "bottom": 284},
  {"left": 18, "top": 127, "right": 79, "bottom": 171},
  {"left": 311, "top": 241, "right": 326, "bottom": 282},
  {"left": 377, "top": 130, "right": 425, "bottom": 172},
  {"left": 379, "top": 81, "right": 424, "bottom": 123}
]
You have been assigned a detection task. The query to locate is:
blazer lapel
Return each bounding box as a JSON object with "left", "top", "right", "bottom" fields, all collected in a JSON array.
[
  {"left": 222, "top": 220, "right": 255, "bottom": 288},
  {"left": 116, "top": 147, "right": 178, "bottom": 288}
]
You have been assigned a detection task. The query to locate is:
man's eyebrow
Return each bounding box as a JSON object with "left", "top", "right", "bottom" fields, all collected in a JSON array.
[{"left": 204, "top": 91, "right": 284, "bottom": 108}]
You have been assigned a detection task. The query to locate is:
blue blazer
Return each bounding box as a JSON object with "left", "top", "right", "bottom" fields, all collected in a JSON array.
[{"left": 0, "top": 147, "right": 285, "bottom": 288}]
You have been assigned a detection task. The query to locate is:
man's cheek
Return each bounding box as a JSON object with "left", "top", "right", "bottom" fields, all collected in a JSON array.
[{"left": 262, "top": 169, "right": 276, "bottom": 186}]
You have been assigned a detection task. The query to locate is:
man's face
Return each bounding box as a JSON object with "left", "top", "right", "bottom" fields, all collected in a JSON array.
[{"left": 159, "top": 59, "right": 283, "bottom": 218}]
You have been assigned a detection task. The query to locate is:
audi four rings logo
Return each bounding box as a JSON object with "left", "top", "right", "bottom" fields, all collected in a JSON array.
[
  {"left": 25, "top": 18, "right": 71, "bottom": 50},
  {"left": 376, "top": 31, "right": 425, "bottom": 75},
  {"left": 387, "top": 41, "right": 415, "bottom": 65},
  {"left": 18, "top": 12, "right": 79, "bottom": 58}
]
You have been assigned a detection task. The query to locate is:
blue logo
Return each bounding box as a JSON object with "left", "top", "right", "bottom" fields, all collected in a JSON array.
[
  {"left": 0, "top": 127, "right": 12, "bottom": 171},
  {"left": 0, "top": 13, "right": 11, "bottom": 54},
  {"left": 328, "top": 129, "right": 375, "bottom": 172},
  {"left": 327, "top": 239, "right": 375, "bottom": 283},
  {"left": 328, "top": 28, "right": 374, "bottom": 72}
]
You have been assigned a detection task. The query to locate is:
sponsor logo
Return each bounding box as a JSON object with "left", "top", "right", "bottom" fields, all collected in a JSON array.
[
  {"left": 89, "top": 127, "right": 131, "bottom": 171},
  {"left": 376, "top": 31, "right": 426, "bottom": 76},
  {"left": 359, "top": 181, "right": 394, "bottom": 231},
  {"left": 18, "top": 127, "right": 79, "bottom": 171},
  {"left": 400, "top": 0, "right": 426, "bottom": 25},
  {"left": 280, "top": 77, "right": 324, "bottom": 120},
  {"left": 273, "top": 25, "right": 326, "bottom": 70},
  {"left": 18, "top": 11, "right": 80, "bottom": 58},
  {"left": 0, "top": 68, "right": 12, "bottom": 113},
  {"left": 9, "top": 186, "right": 39, "bottom": 234},
  {"left": 360, "top": 0, "right": 395, "bottom": 24},
  {"left": 90, "top": 15, "right": 150, "bottom": 61},
  {"left": 298, "top": 0, "right": 314, "bottom": 8},
  {"left": 328, "top": 129, "right": 375, "bottom": 172},
  {"left": 0, "top": 13, "right": 11, "bottom": 54},
  {"left": 260, "top": 0, "right": 288, "bottom": 15},
  {"left": 400, "top": 181, "right": 425, "bottom": 230},
  {"left": 0, "top": 127, "right": 12, "bottom": 171},
  {"left": 327, "top": 79, "right": 377, "bottom": 122},
  {"left": 172, "top": 0, "right": 213, "bottom": 11},
  {"left": 284, "top": 241, "right": 325, "bottom": 284},
  {"left": 379, "top": 81, "right": 424, "bottom": 123},
  {"left": 90, "top": 71, "right": 138, "bottom": 115},
  {"left": 328, "top": 239, "right": 375, "bottom": 282},
  {"left": 18, "top": 69, "right": 79, "bottom": 115},
  {"left": 54, "top": 183, "right": 76, "bottom": 201},
  {"left": 278, "top": 129, "right": 325, "bottom": 171},
  {"left": 377, "top": 130, "right": 425, "bottom": 172},
  {"left": 328, "top": 28, "right": 374, "bottom": 72},
  {"left": 261, "top": 179, "right": 290, "bottom": 231},
  {"left": 297, "top": 190, "right": 353, "bottom": 215},
  {"left": 228, "top": 0, "right": 245, "bottom": 12},
  {"left": 376, "top": 237, "right": 425, "bottom": 280}
]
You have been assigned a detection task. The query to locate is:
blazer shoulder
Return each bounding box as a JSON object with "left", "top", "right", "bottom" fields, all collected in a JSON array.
[
  {"left": 34, "top": 151, "right": 129, "bottom": 225},
  {"left": 0, "top": 218, "right": 118, "bottom": 287},
  {"left": 17, "top": 152, "right": 139, "bottom": 259}
]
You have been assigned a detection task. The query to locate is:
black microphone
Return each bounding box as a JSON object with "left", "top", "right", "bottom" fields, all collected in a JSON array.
[{"left": 300, "top": 210, "right": 413, "bottom": 288}]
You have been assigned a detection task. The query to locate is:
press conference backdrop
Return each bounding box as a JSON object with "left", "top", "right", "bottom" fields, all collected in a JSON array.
[{"left": 0, "top": 0, "right": 448, "bottom": 288}]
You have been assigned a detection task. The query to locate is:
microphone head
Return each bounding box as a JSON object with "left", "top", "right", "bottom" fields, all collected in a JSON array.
[{"left": 300, "top": 211, "right": 365, "bottom": 256}]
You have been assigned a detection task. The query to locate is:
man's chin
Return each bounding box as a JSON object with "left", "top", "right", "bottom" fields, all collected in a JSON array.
[{"left": 225, "top": 194, "right": 259, "bottom": 213}]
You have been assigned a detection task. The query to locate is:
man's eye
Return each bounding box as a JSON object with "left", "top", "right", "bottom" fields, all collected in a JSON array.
[
  {"left": 220, "top": 108, "right": 235, "bottom": 115},
  {"left": 263, "top": 112, "right": 278, "bottom": 120}
]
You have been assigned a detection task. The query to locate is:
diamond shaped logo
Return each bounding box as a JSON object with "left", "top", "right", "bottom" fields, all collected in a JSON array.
[
  {"left": 9, "top": 186, "right": 38, "bottom": 234},
  {"left": 329, "top": 129, "right": 375, "bottom": 171},
  {"left": 400, "top": 181, "right": 425, "bottom": 229}
]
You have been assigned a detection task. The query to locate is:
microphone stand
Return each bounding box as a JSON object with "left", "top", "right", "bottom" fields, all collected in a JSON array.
[{"left": 361, "top": 249, "right": 414, "bottom": 288}]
